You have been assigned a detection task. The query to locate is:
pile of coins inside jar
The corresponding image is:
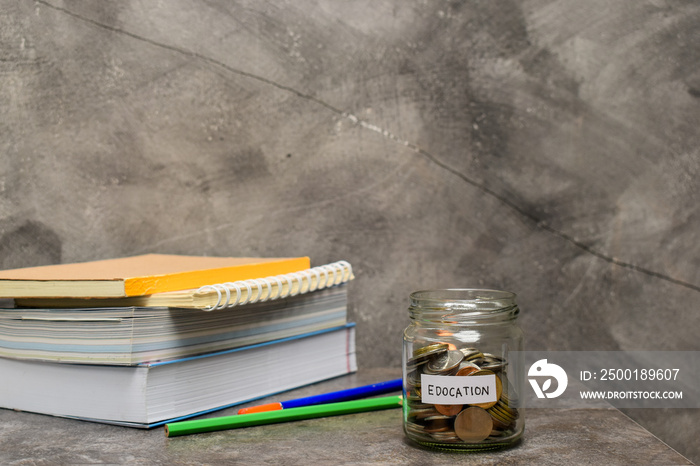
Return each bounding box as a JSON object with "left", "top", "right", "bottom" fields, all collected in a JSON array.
[{"left": 404, "top": 343, "right": 519, "bottom": 445}]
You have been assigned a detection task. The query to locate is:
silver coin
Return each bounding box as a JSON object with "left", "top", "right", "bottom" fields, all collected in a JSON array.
[
  {"left": 425, "top": 350, "right": 464, "bottom": 374},
  {"left": 457, "top": 360, "right": 480, "bottom": 372},
  {"left": 405, "top": 369, "right": 421, "bottom": 387},
  {"left": 411, "top": 407, "right": 441, "bottom": 420},
  {"left": 479, "top": 353, "right": 507, "bottom": 372},
  {"left": 404, "top": 421, "right": 426, "bottom": 435},
  {"left": 423, "top": 414, "right": 453, "bottom": 422},
  {"left": 459, "top": 347, "right": 480, "bottom": 357},
  {"left": 430, "top": 431, "right": 461, "bottom": 442}
]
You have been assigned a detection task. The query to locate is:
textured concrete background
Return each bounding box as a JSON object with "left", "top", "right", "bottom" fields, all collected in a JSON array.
[{"left": 1, "top": 0, "right": 699, "bottom": 462}]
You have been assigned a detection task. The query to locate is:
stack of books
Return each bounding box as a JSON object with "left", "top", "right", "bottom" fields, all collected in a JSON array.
[{"left": 0, "top": 254, "right": 357, "bottom": 428}]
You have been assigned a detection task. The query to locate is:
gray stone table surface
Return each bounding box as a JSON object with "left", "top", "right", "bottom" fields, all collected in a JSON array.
[{"left": 0, "top": 368, "right": 691, "bottom": 465}]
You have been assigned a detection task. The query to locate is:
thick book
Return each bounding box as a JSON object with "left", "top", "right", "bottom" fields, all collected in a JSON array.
[
  {"left": 0, "top": 285, "right": 348, "bottom": 365},
  {"left": 0, "top": 254, "right": 310, "bottom": 298},
  {"left": 0, "top": 324, "right": 357, "bottom": 428}
]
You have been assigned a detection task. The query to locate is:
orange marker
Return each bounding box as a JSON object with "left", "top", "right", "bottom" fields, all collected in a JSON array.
[
  {"left": 237, "top": 378, "right": 403, "bottom": 415},
  {"left": 238, "top": 402, "right": 284, "bottom": 414}
]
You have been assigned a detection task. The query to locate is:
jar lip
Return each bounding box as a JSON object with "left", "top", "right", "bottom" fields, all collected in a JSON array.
[
  {"left": 410, "top": 288, "right": 516, "bottom": 304},
  {"left": 409, "top": 289, "right": 518, "bottom": 318}
]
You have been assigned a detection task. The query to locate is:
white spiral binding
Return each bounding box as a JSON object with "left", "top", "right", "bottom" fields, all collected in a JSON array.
[
  {"left": 198, "top": 260, "right": 352, "bottom": 311},
  {"left": 265, "top": 275, "right": 284, "bottom": 301}
]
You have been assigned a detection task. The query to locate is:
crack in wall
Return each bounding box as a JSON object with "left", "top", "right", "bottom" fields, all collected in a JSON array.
[{"left": 34, "top": 0, "right": 700, "bottom": 294}]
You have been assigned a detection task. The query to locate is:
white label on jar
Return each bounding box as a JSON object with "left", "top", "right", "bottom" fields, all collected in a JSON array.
[{"left": 421, "top": 373, "right": 497, "bottom": 404}]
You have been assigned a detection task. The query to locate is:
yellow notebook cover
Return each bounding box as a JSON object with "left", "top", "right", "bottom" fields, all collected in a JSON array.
[
  {"left": 14, "top": 260, "right": 353, "bottom": 310},
  {"left": 0, "top": 254, "right": 310, "bottom": 298}
]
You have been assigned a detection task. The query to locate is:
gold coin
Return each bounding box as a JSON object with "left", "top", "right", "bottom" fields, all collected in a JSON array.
[
  {"left": 487, "top": 408, "right": 516, "bottom": 429},
  {"left": 454, "top": 406, "right": 493, "bottom": 443},
  {"left": 493, "top": 403, "right": 519, "bottom": 420},
  {"left": 464, "top": 351, "right": 485, "bottom": 362},
  {"left": 486, "top": 407, "right": 512, "bottom": 429},
  {"left": 413, "top": 343, "right": 449, "bottom": 359}
]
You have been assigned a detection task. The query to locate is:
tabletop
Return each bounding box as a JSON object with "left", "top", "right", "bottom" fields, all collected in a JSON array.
[{"left": 0, "top": 368, "right": 691, "bottom": 465}]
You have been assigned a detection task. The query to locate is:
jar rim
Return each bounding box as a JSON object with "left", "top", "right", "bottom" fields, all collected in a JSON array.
[
  {"left": 409, "top": 289, "right": 518, "bottom": 319},
  {"left": 410, "top": 288, "right": 516, "bottom": 304}
]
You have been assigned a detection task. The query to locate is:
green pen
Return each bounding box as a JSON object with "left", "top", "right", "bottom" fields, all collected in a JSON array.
[{"left": 165, "top": 395, "right": 403, "bottom": 437}]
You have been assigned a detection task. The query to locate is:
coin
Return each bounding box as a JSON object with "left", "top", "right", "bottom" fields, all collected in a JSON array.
[
  {"left": 454, "top": 406, "right": 493, "bottom": 443},
  {"left": 489, "top": 415, "right": 511, "bottom": 430},
  {"left": 500, "top": 392, "right": 511, "bottom": 405},
  {"left": 405, "top": 358, "right": 425, "bottom": 372},
  {"left": 486, "top": 406, "right": 513, "bottom": 429},
  {"left": 408, "top": 343, "right": 449, "bottom": 371},
  {"left": 430, "top": 430, "right": 461, "bottom": 442},
  {"left": 405, "top": 391, "right": 422, "bottom": 403},
  {"left": 425, "top": 350, "right": 464, "bottom": 374},
  {"left": 413, "top": 407, "right": 441, "bottom": 420},
  {"left": 424, "top": 413, "right": 453, "bottom": 422},
  {"left": 405, "top": 369, "right": 421, "bottom": 387},
  {"left": 491, "top": 402, "right": 518, "bottom": 420},
  {"left": 487, "top": 405, "right": 513, "bottom": 426},
  {"left": 460, "top": 349, "right": 485, "bottom": 362},
  {"left": 459, "top": 347, "right": 481, "bottom": 359},
  {"left": 407, "top": 400, "right": 432, "bottom": 410},
  {"left": 455, "top": 364, "right": 480, "bottom": 377},
  {"left": 480, "top": 353, "right": 507, "bottom": 372},
  {"left": 435, "top": 403, "right": 463, "bottom": 416},
  {"left": 413, "top": 343, "right": 449, "bottom": 359},
  {"left": 487, "top": 407, "right": 517, "bottom": 430},
  {"left": 404, "top": 342, "right": 519, "bottom": 445},
  {"left": 424, "top": 418, "right": 451, "bottom": 433},
  {"left": 404, "top": 421, "right": 425, "bottom": 435}
]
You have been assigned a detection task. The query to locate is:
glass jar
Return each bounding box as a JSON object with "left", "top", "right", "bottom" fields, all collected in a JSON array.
[{"left": 402, "top": 289, "right": 524, "bottom": 451}]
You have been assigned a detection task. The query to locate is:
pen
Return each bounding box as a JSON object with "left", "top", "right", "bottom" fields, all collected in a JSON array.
[
  {"left": 237, "top": 378, "right": 403, "bottom": 414},
  {"left": 165, "top": 395, "right": 403, "bottom": 437}
]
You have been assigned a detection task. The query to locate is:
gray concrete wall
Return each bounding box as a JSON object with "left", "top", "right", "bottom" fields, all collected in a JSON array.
[{"left": 2, "top": 0, "right": 698, "bottom": 461}]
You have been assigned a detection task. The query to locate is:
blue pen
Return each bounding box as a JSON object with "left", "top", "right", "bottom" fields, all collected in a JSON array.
[{"left": 237, "top": 378, "right": 403, "bottom": 414}]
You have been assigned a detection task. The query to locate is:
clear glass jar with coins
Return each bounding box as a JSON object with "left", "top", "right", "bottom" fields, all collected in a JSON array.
[{"left": 402, "top": 289, "right": 524, "bottom": 450}]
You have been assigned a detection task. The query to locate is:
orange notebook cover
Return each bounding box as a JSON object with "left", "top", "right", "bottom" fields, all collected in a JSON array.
[{"left": 0, "top": 254, "right": 310, "bottom": 298}]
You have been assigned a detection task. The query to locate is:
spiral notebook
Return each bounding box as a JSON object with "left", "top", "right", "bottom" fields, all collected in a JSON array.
[
  {"left": 0, "top": 255, "right": 312, "bottom": 299},
  {"left": 13, "top": 261, "right": 354, "bottom": 310}
]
